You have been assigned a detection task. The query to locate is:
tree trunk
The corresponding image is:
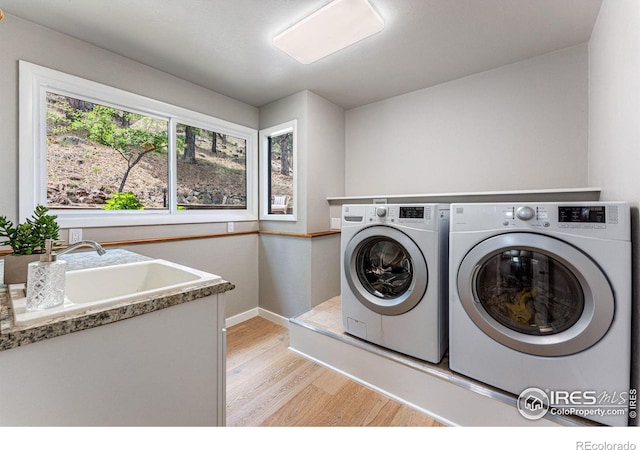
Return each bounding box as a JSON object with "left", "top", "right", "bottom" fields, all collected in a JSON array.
[
  {"left": 279, "top": 135, "right": 290, "bottom": 176},
  {"left": 117, "top": 149, "right": 154, "bottom": 192},
  {"left": 211, "top": 131, "right": 217, "bottom": 154},
  {"left": 184, "top": 126, "right": 197, "bottom": 164},
  {"left": 120, "top": 112, "right": 130, "bottom": 128}
]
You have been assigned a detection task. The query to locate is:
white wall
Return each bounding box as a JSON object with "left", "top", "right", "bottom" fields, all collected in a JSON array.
[
  {"left": 0, "top": 14, "right": 260, "bottom": 318},
  {"left": 588, "top": 0, "right": 640, "bottom": 399},
  {"left": 345, "top": 45, "right": 589, "bottom": 196},
  {"left": 588, "top": 0, "right": 640, "bottom": 202}
]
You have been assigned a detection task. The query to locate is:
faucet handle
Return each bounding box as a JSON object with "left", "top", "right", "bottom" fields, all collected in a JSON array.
[
  {"left": 44, "top": 239, "right": 66, "bottom": 254},
  {"left": 41, "top": 239, "right": 66, "bottom": 262}
]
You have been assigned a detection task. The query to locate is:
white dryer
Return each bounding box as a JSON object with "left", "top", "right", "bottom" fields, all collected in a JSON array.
[
  {"left": 341, "top": 203, "right": 449, "bottom": 364},
  {"left": 449, "top": 202, "right": 632, "bottom": 426}
]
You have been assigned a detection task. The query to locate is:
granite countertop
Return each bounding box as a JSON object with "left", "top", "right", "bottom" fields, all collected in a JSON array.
[{"left": 0, "top": 249, "right": 235, "bottom": 351}]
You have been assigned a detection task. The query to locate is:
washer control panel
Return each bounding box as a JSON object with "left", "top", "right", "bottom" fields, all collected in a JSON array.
[
  {"left": 367, "top": 205, "right": 431, "bottom": 224},
  {"left": 342, "top": 204, "right": 448, "bottom": 231}
]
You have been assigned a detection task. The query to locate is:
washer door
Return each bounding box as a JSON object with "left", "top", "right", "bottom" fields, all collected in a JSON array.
[
  {"left": 344, "top": 226, "right": 428, "bottom": 315},
  {"left": 457, "top": 233, "right": 614, "bottom": 356}
]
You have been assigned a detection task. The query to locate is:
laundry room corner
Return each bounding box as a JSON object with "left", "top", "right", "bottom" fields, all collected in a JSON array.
[{"left": 257, "top": 90, "right": 345, "bottom": 320}]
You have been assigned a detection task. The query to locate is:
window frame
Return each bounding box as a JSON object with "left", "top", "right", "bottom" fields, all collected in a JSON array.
[
  {"left": 19, "top": 60, "right": 258, "bottom": 228},
  {"left": 258, "top": 120, "right": 298, "bottom": 221}
]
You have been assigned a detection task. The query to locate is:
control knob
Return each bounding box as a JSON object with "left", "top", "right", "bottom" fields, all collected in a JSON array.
[
  {"left": 376, "top": 207, "right": 387, "bottom": 217},
  {"left": 516, "top": 206, "right": 536, "bottom": 221}
]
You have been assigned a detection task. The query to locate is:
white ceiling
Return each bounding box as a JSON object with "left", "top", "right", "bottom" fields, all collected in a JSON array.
[{"left": 1, "top": 0, "right": 603, "bottom": 109}]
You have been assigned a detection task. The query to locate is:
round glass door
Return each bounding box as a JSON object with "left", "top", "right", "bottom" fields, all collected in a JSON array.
[
  {"left": 344, "top": 226, "right": 428, "bottom": 316},
  {"left": 457, "top": 233, "right": 614, "bottom": 356},
  {"left": 356, "top": 237, "right": 413, "bottom": 299},
  {"left": 475, "top": 249, "right": 585, "bottom": 336}
]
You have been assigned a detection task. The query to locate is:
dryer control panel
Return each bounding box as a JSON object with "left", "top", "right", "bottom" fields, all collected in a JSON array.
[{"left": 450, "top": 202, "right": 630, "bottom": 240}]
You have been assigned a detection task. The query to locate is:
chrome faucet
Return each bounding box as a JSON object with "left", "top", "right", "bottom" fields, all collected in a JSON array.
[{"left": 56, "top": 240, "right": 106, "bottom": 256}]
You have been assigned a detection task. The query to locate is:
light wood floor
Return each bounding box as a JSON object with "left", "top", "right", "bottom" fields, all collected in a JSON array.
[{"left": 226, "top": 316, "right": 445, "bottom": 427}]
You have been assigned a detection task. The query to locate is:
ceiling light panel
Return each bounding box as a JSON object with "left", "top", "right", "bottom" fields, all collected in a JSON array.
[{"left": 273, "top": 0, "right": 384, "bottom": 64}]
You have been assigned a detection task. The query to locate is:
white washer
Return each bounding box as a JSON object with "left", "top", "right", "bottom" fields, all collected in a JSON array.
[
  {"left": 449, "top": 202, "right": 631, "bottom": 426},
  {"left": 341, "top": 203, "right": 449, "bottom": 364}
]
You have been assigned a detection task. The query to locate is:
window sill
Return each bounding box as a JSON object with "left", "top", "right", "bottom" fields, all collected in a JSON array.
[{"left": 52, "top": 209, "right": 257, "bottom": 229}]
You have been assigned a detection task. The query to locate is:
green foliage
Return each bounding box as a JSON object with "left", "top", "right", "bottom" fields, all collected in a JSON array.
[
  {"left": 46, "top": 99, "right": 75, "bottom": 136},
  {"left": 72, "top": 106, "right": 167, "bottom": 154},
  {"left": 103, "top": 192, "right": 145, "bottom": 210},
  {"left": 69, "top": 104, "right": 168, "bottom": 194},
  {"left": 0, "top": 205, "right": 60, "bottom": 255}
]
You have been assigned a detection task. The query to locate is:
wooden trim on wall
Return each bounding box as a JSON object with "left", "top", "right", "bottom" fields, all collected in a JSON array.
[
  {"left": 99, "top": 230, "right": 259, "bottom": 248},
  {"left": 259, "top": 230, "right": 341, "bottom": 239},
  {"left": 0, "top": 229, "right": 341, "bottom": 256}
]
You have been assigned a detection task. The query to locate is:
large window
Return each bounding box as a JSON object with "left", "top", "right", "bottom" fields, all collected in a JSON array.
[
  {"left": 259, "top": 121, "right": 297, "bottom": 221},
  {"left": 20, "top": 61, "right": 257, "bottom": 228}
]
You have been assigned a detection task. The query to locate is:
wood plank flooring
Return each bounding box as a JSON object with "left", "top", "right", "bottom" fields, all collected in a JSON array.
[{"left": 226, "top": 316, "right": 444, "bottom": 427}]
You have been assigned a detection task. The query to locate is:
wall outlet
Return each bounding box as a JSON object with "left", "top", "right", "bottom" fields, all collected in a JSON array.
[
  {"left": 227, "top": 222, "right": 234, "bottom": 233},
  {"left": 69, "top": 228, "right": 82, "bottom": 244},
  {"left": 330, "top": 218, "right": 341, "bottom": 230}
]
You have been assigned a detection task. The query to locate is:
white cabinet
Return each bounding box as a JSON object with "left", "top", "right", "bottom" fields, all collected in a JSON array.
[{"left": 0, "top": 293, "right": 227, "bottom": 426}]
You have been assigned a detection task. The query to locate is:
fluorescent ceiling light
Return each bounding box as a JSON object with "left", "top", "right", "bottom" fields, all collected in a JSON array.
[{"left": 273, "top": 0, "right": 384, "bottom": 64}]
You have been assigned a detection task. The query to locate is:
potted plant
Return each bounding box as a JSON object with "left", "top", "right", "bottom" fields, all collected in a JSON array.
[{"left": 0, "top": 205, "right": 60, "bottom": 284}]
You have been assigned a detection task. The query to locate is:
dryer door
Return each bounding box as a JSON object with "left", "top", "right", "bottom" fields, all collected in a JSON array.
[
  {"left": 457, "top": 232, "right": 614, "bottom": 356},
  {"left": 344, "top": 226, "right": 428, "bottom": 315}
]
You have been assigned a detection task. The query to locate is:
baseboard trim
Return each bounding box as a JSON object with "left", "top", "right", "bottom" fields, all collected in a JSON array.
[
  {"left": 258, "top": 308, "right": 290, "bottom": 329},
  {"left": 225, "top": 308, "right": 259, "bottom": 328},
  {"left": 225, "top": 307, "right": 290, "bottom": 329}
]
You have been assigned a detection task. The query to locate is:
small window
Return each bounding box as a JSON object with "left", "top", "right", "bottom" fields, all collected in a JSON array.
[
  {"left": 19, "top": 61, "right": 257, "bottom": 227},
  {"left": 259, "top": 121, "right": 297, "bottom": 221}
]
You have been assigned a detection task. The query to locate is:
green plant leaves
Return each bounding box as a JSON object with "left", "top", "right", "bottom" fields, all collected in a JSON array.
[{"left": 0, "top": 205, "right": 60, "bottom": 255}]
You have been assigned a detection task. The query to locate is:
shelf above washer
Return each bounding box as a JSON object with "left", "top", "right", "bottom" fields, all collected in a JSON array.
[{"left": 327, "top": 187, "right": 601, "bottom": 205}]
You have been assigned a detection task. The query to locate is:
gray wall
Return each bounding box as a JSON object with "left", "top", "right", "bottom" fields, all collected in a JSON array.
[
  {"left": 259, "top": 91, "right": 310, "bottom": 234},
  {"left": 344, "top": 45, "right": 589, "bottom": 196},
  {"left": 259, "top": 232, "right": 340, "bottom": 318},
  {"left": 0, "top": 14, "right": 260, "bottom": 318},
  {"left": 588, "top": 0, "right": 640, "bottom": 394},
  {"left": 258, "top": 234, "right": 311, "bottom": 318},
  {"left": 306, "top": 92, "right": 346, "bottom": 233},
  {"left": 258, "top": 91, "right": 344, "bottom": 318}
]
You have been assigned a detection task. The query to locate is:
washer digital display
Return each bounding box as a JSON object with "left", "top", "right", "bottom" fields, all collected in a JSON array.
[
  {"left": 399, "top": 207, "right": 424, "bottom": 219},
  {"left": 558, "top": 206, "right": 605, "bottom": 223}
]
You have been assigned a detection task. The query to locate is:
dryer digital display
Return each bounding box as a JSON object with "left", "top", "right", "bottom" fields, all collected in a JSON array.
[
  {"left": 399, "top": 207, "right": 424, "bottom": 219},
  {"left": 558, "top": 206, "right": 605, "bottom": 223}
]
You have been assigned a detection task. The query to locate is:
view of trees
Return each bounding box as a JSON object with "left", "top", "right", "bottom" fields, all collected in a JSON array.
[
  {"left": 268, "top": 132, "right": 294, "bottom": 214},
  {"left": 71, "top": 105, "right": 168, "bottom": 193},
  {"left": 46, "top": 93, "right": 247, "bottom": 210}
]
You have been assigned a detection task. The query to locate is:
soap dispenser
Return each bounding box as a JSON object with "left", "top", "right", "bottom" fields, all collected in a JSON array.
[{"left": 26, "top": 239, "right": 66, "bottom": 311}]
